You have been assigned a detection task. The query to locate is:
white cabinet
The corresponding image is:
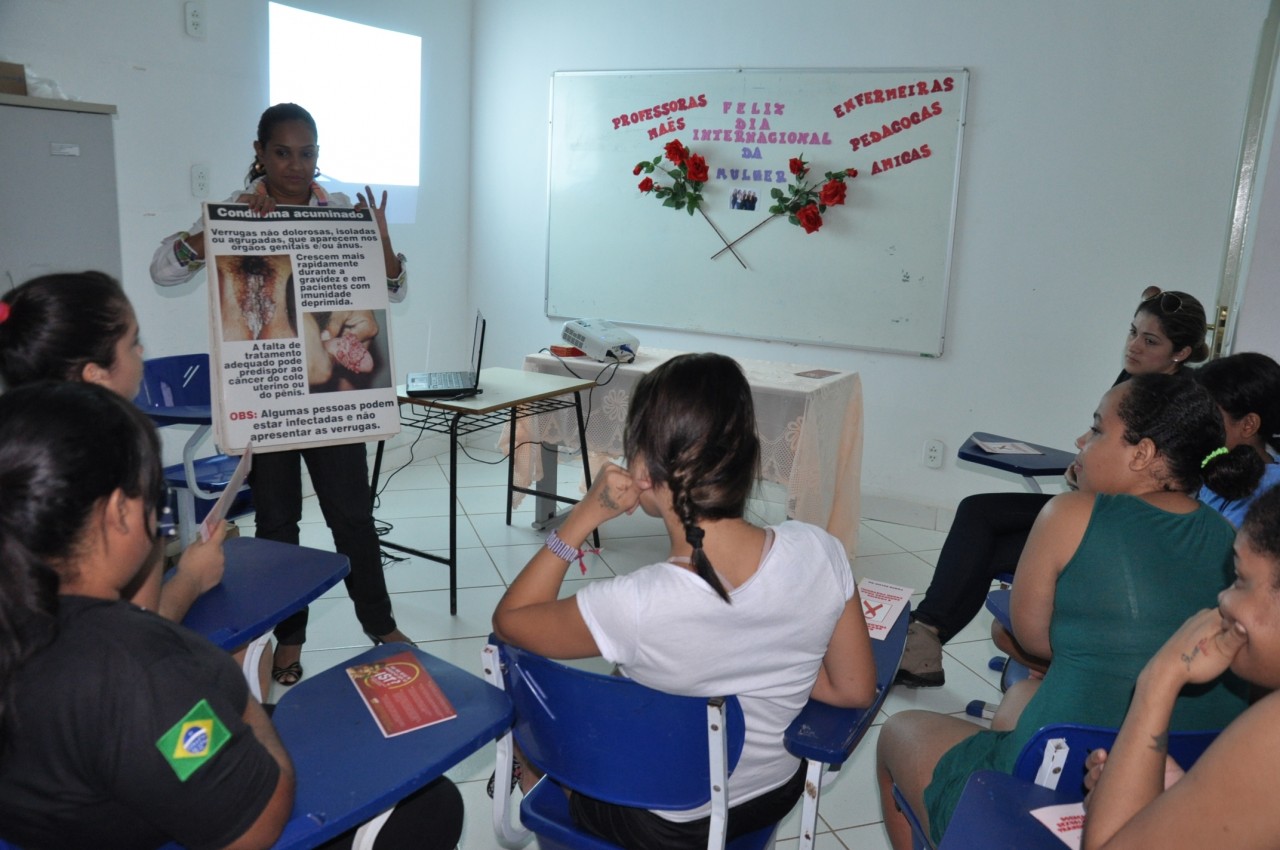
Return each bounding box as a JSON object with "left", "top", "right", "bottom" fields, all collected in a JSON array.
[{"left": 0, "top": 94, "right": 121, "bottom": 289}]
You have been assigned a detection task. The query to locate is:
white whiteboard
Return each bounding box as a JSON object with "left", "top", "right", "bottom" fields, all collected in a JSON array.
[{"left": 545, "top": 68, "right": 968, "bottom": 355}]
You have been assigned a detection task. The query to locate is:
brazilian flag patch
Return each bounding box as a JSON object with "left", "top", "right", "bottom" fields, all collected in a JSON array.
[{"left": 155, "top": 699, "right": 231, "bottom": 781}]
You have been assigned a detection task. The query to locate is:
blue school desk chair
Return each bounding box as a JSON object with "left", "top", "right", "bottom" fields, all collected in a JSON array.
[
  {"left": 957, "top": 432, "right": 1076, "bottom": 495},
  {"left": 483, "top": 607, "right": 908, "bottom": 850},
  {"left": 177, "top": 643, "right": 510, "bottom": 850},
  {"left": 135, "top": 353, "right": 252, "bottom": 545},
  {"left": 965, "top": 588, "right": 1032, "bottom": 720},
  {"left": 0, "top": 645, "right": 513, "bottom": 850},
  {"left": 893, "top": 723, "right": 1220, "bottom": 850}
]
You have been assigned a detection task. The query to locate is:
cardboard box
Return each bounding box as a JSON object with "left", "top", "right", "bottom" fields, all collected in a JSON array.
[{"left": 0, "top": 62, "right": 27, "bottom": 96}]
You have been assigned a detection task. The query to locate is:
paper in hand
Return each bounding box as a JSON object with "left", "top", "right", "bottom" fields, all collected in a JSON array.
[{"left": 199, "top": 440, "right": 253, "bottom": 542}]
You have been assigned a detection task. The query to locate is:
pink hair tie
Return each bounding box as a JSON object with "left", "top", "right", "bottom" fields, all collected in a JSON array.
[{"left": 0, "top": 301, "right": 11, "bottom": 324}]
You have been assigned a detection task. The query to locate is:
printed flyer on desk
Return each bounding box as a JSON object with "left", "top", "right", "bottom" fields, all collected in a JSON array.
[{"left": 204, "top": 202, "right": 401, "bottom": 453}]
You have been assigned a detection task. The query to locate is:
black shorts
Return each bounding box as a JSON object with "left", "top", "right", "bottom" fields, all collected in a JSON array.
[{"left": 568, "top": 758, "right": 808, "bottom": 850}]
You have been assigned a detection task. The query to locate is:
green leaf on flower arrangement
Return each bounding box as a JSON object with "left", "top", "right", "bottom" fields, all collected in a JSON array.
[
  {"left": 686, "top": 201, "right": 698, "bottom": 215},
  {"left": 788, "top": 214, "right": 800, "bottom": 226},
  {"left": 663, "top": 197, "right": 679, "bottom": 209},
  {"left": 770, "top": 188, "right": 784, "bottom": 200}
]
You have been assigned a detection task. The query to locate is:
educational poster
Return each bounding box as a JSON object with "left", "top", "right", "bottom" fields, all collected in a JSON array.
[
  {"left": 204, "top": 203, "right": 400, "bottom": 453},
  {"left": 546, "top": 69, "right": 969, "bottom": 355}
]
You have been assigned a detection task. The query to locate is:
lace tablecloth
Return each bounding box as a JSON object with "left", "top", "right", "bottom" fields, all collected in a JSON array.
[{"left": 507, "top": 348, "right": 862, "bottom": 555}]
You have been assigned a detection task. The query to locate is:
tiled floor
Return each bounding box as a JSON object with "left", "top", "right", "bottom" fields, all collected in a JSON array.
[{"left": 241, "top": 438, "right": 1001, "bottom": 849}]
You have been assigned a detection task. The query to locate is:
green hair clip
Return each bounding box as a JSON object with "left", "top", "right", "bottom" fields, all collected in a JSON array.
[{"left": 1201, "top": 446, "right": 1229, "bottom": 468}]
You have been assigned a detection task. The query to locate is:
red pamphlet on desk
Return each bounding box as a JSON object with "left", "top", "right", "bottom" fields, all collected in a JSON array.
[{"left": 346, "top": 650, "right": 458, "bottom": 737}]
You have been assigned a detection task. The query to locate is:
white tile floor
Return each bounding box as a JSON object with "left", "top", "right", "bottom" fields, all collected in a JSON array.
[{"left": 239, "top": 439, "right": 1001, "bottom": 850}]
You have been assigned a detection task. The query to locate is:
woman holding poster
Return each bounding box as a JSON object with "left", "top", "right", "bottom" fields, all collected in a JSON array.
[{"left": 150, "top": 103, "right": 411, "bottom": 686}]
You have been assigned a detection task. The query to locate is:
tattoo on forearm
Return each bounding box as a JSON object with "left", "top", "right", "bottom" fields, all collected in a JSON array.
[
  {"left": 598, "top": 489, "right": 620, "bottom": 511},
  {"left": 1149, "top": 730, "right": 1169, "bottom": 754}
]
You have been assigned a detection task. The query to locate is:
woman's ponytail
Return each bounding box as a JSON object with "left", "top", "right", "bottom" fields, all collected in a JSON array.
[{"left": 1201, "top": 444, "right": 1265, "bottom": 502}]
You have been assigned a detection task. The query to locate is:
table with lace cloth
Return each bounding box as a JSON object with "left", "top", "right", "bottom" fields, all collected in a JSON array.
[{"left": 506, "top": 348, "right": 862, "bottom": 555}]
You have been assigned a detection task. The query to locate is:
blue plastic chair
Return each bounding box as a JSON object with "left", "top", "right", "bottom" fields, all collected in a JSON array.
[
  {"left": 5, "top": 645, "right": 513, "bottom": 850},
  {"left": 894, "top": 723, "right": 1221, "bottom": 849},
  {"left": 483, "top": 638, "right": 768, "bottom": 850},
  {"left": 966, "top": 588, "right": 1032, "bottom": 720},
  {"left": 135, "top": 353, "right": 252, "bottom": 543},
  {"left": 483, "top": 607, "right": 909, "bottom": 850}
]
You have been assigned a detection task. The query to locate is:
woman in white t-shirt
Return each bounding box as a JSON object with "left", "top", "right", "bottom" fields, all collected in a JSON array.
[{"left": 493, "top": 352, "right": 875, "bottom": 849}]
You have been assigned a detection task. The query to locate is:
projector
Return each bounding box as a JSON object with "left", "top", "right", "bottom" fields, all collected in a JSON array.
[{"left": 561, "top": 318, "right": 639, "bottom": 363}]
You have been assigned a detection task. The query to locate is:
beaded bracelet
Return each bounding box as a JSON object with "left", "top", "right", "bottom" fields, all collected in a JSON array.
[
  {"left": 545, "top": 528, "right": 598, "bottom": 575},
  {"left": 173, "top": 232, "right": 201, "bottom": 267}
]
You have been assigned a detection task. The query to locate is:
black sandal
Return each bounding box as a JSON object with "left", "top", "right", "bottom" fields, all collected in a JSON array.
[
  {"left": 486, "top": 761, "right": 522, "bottom": 798},
  {"left": 271, "top": 661, "right": 303, "bottom": 686}
]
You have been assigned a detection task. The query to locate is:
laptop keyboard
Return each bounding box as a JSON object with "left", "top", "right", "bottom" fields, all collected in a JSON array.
[{"left": 425, "top": 371, "right": 470, "bottom": 388}]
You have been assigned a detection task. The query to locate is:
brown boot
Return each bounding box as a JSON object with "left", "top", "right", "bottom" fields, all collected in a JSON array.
[{"left": 895, "top": 620, "right": 945, "bottom": 688}]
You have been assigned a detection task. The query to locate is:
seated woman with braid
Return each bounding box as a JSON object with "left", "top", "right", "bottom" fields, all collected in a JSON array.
[{"left": 493, "top": 352, "right": 876, "bottom": 850}]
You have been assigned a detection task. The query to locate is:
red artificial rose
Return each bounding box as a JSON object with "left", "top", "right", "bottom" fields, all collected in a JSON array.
[
  {"left": 685, "top": 154, "right": 709, "bottom": 183},
  {"left": 789, "top": 157, "right": 806, "bottom": 176},
  {"left": 796, "top": 203, "right": 823, "bottom": 234},
  {"left": 638, "top": 177, "right": 655, "bottom": 193},
  {"left": 846, "top": 168, "right": 859, "bottom": 178},
  {"left": 633, "top": 164, "right": 643, "bottom": 176},
  {"left": 819, "top": 179, "right": 847, "bottom": 206},
  {"left": 664, "top": 140, "right": 687, "bottom": 166}
]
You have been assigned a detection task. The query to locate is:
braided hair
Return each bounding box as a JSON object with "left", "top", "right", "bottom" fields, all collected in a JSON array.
[{"left": 623, "top": 353, "right": 759, "bottom": 603}]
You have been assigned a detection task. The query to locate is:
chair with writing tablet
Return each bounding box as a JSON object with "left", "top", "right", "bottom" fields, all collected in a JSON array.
[
  {"left": 957, "top": 432, "right": 1076, "bottom": 495},
  {"left": 964, "top": 588, "right": 1032, "bottom": 720},
  {"left": 135, "top": 353, "right": 253, "bottom": 545},
  {"left": 483, "top": 607, "right": 908, "bottom": 850},
  {"left": 893, "top": 723, "right": 1221, "bottom": 850},
  {"left": 153, "top": 643, "right": 514, "bottom": 850}
]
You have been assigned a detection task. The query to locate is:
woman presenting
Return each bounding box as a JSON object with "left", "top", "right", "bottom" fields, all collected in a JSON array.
[{"left": 151, "top": 103, "right": 410, "bottom": 686}]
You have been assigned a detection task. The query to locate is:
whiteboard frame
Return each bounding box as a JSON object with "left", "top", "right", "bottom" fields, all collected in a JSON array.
[{"left": 543, "top": 67, "right": 969, "bottom": 356}]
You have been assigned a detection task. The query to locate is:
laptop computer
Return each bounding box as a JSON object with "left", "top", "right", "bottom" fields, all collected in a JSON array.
[{"left": 406, "top": 310, "right": 486, "bottom": 398}]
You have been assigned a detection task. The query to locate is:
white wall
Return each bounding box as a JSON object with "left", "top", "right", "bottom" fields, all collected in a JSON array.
[
  {"left": 1, "top": 0, "right": 1272, "bottom": 523},
  {"left": 0, "top": 0, "right": 474, "bottom": 378},
  {"left": 469, "top": 0, "right": 1271, "bottom": 524}
]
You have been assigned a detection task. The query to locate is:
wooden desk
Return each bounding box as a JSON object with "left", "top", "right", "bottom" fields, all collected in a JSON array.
[
  {"left": 180, "top": 537, "right": 349, "bottom": 651},
  {"left": 958, "top": 432, "right": 1076, "bottom": 494},
  {"left": 517, "top": 348, "right": 863, "bottom": 555},
  {"left": 371, "top": 367, "right": 597, "bottom": 614}
]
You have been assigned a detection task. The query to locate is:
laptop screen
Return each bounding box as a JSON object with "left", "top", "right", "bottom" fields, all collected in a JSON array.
[{"left": 468, "top": 310, "right": 486, "bottom": 376}]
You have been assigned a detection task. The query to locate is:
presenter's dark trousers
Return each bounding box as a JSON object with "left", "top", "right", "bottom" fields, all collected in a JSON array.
[
  {"left": 251, "top": 441, "right": 396, "bottom": 645},
  {"left": 913, "top": 491, "right": 1051, "bottom": 643}
]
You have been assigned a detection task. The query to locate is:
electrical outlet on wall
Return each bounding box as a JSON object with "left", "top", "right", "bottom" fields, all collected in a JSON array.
[
  {"left": 923, "top": 439, "right": 945, "bottom": 469},
  {"left": 190, "top": 164, "right": 210, "bottom": 198},
  {"left": 185, "top": 1, "right": 206, "bottom": 38}
]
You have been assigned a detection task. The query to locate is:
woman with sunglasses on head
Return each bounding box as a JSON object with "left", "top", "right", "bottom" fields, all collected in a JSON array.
[
  {"left": 150, "top": 103, "right": 411, "bottom": 687},
  {"left": 897, "top": 286, "right": 1210, "bottom": 688},
  {"left": 0, "top": 271, "right": 228, "bottom": 624},
  {"left": 0, "top": 382, "right": 463, "bottom": 850},
  {"left": 878, "top": 374, "right": 1252, "bottom": 849}
]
